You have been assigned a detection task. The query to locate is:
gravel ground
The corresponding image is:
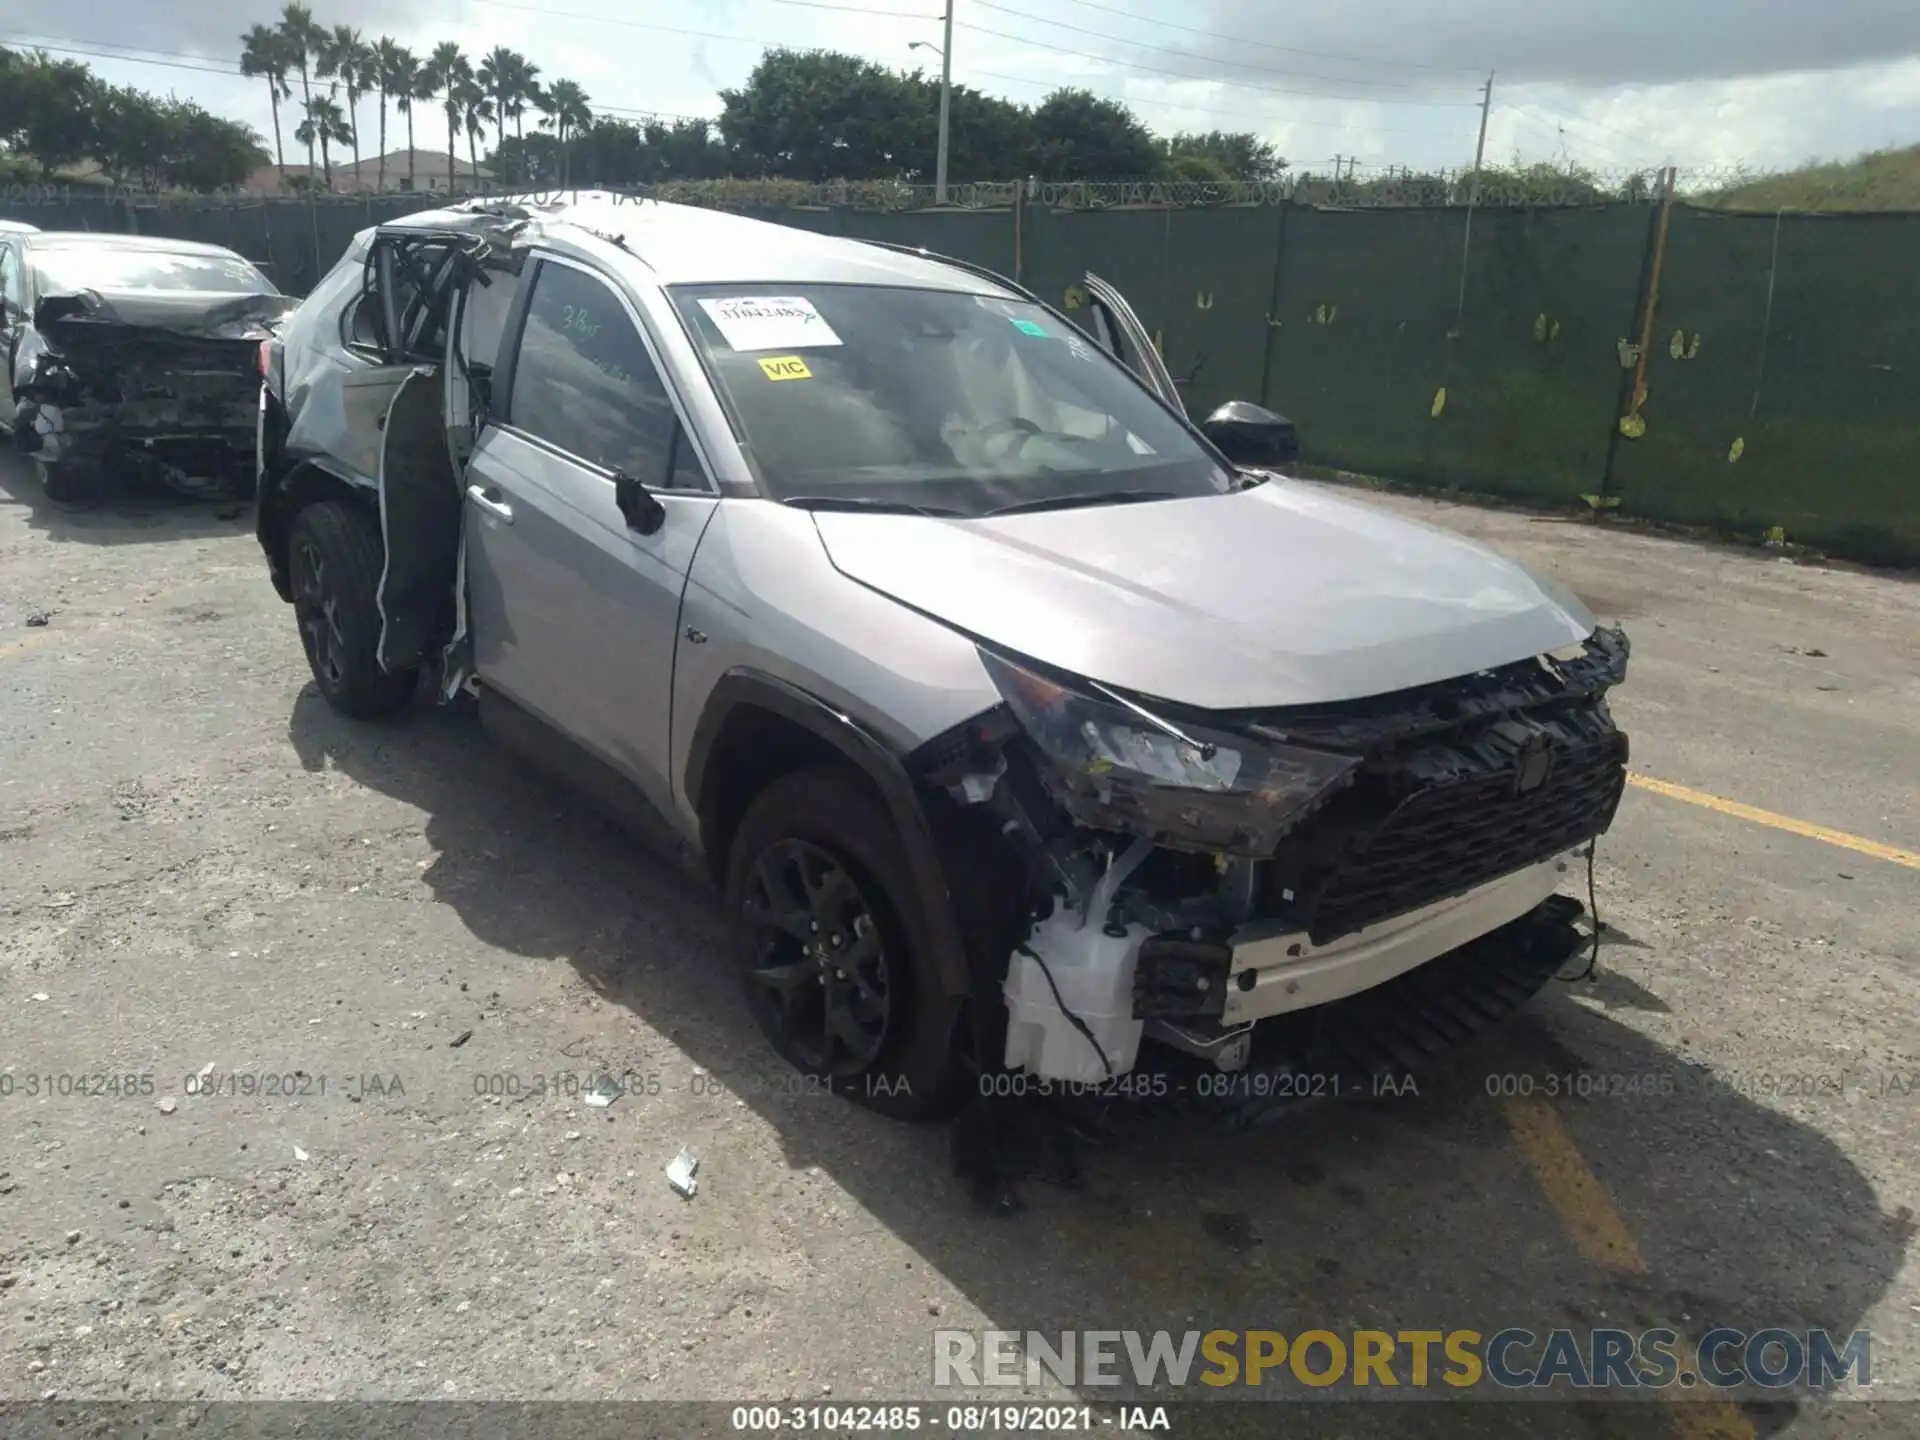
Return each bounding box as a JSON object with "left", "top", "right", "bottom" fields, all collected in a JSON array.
[{"left": 0, "top": 456, "right": 1914, "bottom": 1439}]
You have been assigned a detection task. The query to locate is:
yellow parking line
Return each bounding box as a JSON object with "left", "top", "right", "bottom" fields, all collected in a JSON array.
[
  {"left": 1501, "top": 1094, "right": 1756, "bottom": 1440},
  {"left": 1501, "top": 1094, "right": 1646, "bottom": 1274},
  {"left": 1628, "top": 773, "right": 1920, "bottom": 871},
  {"left": 0, "top": 630, "right": 59, "bottom": 659}
]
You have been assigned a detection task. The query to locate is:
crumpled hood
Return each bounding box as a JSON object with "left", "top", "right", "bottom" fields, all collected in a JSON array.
[
  {"left": 35, "top": 287, "right": 293, "bottom": 344},
  {"left": 812, "top": 480, "right": 1598, "bottom": 710}
]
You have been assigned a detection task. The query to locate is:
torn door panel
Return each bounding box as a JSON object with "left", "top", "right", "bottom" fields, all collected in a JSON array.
[{"left": 375, "top": 366, "right": 464, "bottom": 675}]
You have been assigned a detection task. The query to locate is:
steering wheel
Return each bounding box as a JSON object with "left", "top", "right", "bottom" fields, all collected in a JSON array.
[{"left": 976, "top": 416, "right": 1042, "bottom": 461}]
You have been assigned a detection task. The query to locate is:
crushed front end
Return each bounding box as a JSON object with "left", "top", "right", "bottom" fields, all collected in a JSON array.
[
  {"left": 13, "top": 290, "right": 290, "bottom": 499},
  {"left": 913, "top": 627, "right": 1630, "bottom": 1093}
]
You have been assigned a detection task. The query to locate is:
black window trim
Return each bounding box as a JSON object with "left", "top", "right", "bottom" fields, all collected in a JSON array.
[{"left": 491, "top": 249, "right": 720, "bottom": 496}]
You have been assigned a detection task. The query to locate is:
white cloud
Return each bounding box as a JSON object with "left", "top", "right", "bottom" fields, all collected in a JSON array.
[{"left": 6, "top": 0, "right": 1917, "bottom": 177}]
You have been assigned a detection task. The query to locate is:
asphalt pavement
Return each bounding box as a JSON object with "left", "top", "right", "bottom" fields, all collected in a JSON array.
[{"left": 0, "top": 454, "right": 1914, "bottom": 1439}]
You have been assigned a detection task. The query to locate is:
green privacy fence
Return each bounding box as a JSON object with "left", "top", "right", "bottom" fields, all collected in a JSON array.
[
  {"left": 4, "top": 188, "right": 1915, "bottom": 564},
  {"left": 1607, "top": 207, "right": 1920, "bottom": 566}
]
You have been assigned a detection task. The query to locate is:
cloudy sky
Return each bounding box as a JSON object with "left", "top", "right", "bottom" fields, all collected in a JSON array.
[{"left": 6, "top": 0, "right": 1920, "bottom": 179}]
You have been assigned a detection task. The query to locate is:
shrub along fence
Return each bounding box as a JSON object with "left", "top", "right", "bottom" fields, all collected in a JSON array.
[{"left": 4, "top": 180, "right": 1914, "bottom": 565}]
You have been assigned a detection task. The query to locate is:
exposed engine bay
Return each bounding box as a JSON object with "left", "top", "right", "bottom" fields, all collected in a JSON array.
[
  {"left": 912, "top": 627, "right": 1631, "bottom": 1085},
  {"left": 11, "top": 288, "right": 290, "bottom": 499}
]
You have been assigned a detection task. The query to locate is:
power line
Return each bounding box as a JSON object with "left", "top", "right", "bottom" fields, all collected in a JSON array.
[
  {"left": 0, "top": 33, "right": 244, "bottom": 80},
  {"left": 0, "top": 31, "right": 711, "bottom": 123},
  {"left": 968, "top": 0, "right": 1425, "bottom": 90},
  {"left": 1034, "top": 0, "right": 1488, "bottom": 73},
  {"left": 971, "top": 67, "right": 1456, "bottom": 138},
  {"left": 955, "top": 18, "right": 1482, "bottom": 106},
  {"left": 13, "top": 13, "right": 1475, "bottom": 150}
]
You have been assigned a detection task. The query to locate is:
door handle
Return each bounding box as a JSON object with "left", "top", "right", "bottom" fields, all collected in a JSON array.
[{"left": 467, "top": 484, "right": 513, "bottom": 523}]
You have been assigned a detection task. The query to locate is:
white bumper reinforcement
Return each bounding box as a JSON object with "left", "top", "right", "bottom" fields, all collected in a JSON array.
[{"left": 1220, "top": 852, "right": 1580, "bottom": 1024}]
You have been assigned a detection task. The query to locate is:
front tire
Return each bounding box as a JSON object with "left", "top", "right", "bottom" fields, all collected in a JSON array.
[
  {"left": 288, "top": 501, "right": 418, "bottom": 719},
  {"left": 35, "top": 456, "right": 99, "bottom": 505},
  {"left": 726, "top": 766, "right": 963, "bottom": 1120}
]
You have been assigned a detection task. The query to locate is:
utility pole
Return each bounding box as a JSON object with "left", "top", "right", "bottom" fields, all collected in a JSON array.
[
  {"left": 1454, "top": 72, "right": 1495, "bottom": 327},
  {"left": 935, "top": 0, "right": 954, "bottom": 204},
  {"left": 1467, "top": 71, "right": 1493, "bottom": 202}
]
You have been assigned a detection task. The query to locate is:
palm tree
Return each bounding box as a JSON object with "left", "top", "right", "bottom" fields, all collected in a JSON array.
[
  {"left": 373, "top": 39, "right": 413, "bottom": 192},
  {"left": 538, "top": 78, "right": 591, "bottom": 186},
  {"left": 315, "top": 26, "right": 370, "bottom": 185},
  {"left": 238, "top": 24, "right": 292, "bottom": 183},
  {"left": 404, "top": 58, "right": 435, "bottom": 191},
  {"left": 459, "top": 81, "right": 494, "bottom": 190},
  {"left": 344, "top": 33, "right": 376, "bottom": 181},
  {"left": 276, "top": 4, "right": 322, "bottom": 176},
  {"left": 426, "top": 42, "right": 471, "bottom": 195},
  {"left": 294, "top": 93, "right": 351, "bottom": 190},
  {"left": 510, "top": 58, "right": 541, "bottom": 142},
  {"left": 476, "top": 47, "right": 520, "bottom": 152}
]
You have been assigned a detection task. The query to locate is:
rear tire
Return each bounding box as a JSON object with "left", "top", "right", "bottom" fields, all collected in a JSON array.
[
  {"left": 726, "top": 766, "right": 963, "bottom": 1121},
  {"left": 288, "top": 501, "right": 418, "bottom": 720}
]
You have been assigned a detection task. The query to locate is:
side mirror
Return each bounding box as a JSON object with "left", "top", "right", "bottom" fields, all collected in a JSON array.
[
  {"left": 614, "top": 470, "right": 666, "bottom": 535},
  {"left": 1200, "top": 400, "right": 1298, "bottom": 468}
]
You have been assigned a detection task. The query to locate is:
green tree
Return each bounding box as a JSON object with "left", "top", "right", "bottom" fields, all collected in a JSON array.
[
  {"left": 91, "top": 83, "right": 167, "bottom": 188},
  {"left": 720, "top": 49, "right": 923, "bottom": 180},
  {"left": 0, "top": 48, "right": 98, "bottom": 179},
  {"left": 1162, "top": 130, "right": 1284, "bottom": 182},
  {"left": 276, "top": 4, "right": 322, "bottom": 177},
  {"left": 238, "top": 24, "right": 293, "bottom": 183},
  {"left": 1027, "top": 88, "right": 1160, "bottom": 179},
  {"left": 161, "top": 102, "right": 268, "bottom": 191}
]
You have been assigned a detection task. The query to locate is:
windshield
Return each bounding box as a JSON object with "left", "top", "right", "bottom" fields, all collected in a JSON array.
[
  {"left": 668, "top": 282, "right": 1230, "bottom": 515},
  {"left": 31, "top": 247, "right": 276, "bottom": 296}
]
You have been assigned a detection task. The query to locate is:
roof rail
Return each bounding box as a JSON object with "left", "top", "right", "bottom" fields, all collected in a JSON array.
[{"left": 856, "top": 239, "right": 1040, "bottom": 305}]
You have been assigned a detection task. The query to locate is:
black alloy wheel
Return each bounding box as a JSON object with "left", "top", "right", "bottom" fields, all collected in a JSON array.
[
  {"left": 742, "top": 837, "right": 895, "bottom": 1075},
  {"left": 293, "top": 533, "right": 348, "bottom": 694}
]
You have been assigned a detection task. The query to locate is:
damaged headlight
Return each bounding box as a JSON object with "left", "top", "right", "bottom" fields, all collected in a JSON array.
[{"left": 978, "top": 649, "right": 1362, "bottom": 854}]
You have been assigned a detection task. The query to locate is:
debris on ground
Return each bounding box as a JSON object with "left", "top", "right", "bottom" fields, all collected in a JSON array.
[
  {"left": 583, "top": 1076, "right": 621, "bottom": 1109},
  {"left": 157, "top": 1096, "right": 177, "bottom": 1115},
  {"left": 666, "top": 1146, "right": 700, "bottom": 1199},
  {"left": 292, "top": 1146, "right": 309, "bottom": 1162},
  {"left": 25, "top": 612, "right": 50, "bottom": 628},
  {"left": 448, "top": 1029, "right": 473, "bottom": 1049}
]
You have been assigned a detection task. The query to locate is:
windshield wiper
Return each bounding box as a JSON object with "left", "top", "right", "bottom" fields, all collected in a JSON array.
[
  {"left": 781, "top": 494, "right": 965, "bottom": 518},
  {"left": 982, "top": 489, "right": 1176, "bottom": 518}
]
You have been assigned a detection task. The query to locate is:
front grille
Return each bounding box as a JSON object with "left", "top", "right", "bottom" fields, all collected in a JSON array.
[
  {"left": 1254, "top": 681, "right": 1628, "bottom": 945},
  {"left": 1306, "top": 725, "right": 1625, "bottom": 942}
]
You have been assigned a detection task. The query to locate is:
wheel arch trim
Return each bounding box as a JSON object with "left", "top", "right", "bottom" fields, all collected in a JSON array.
[{"left": 685, "top": 668, "right": 972, "bottom": 1003}]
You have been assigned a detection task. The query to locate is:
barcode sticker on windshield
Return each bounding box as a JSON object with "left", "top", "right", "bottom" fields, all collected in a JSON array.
[{"left": 698, "top": 296, "right": 843, "bottom": 352}]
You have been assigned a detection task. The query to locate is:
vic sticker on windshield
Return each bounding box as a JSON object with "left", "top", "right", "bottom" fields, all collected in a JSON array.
[{"left": 698, "top": 296, "right": 844, "bottom": 352}]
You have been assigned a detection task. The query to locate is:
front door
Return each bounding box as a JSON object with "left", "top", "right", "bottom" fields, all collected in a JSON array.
[
  {"left": 1081, "top": 272, "right": 1188, "bottom": 419},
  {"left": 462, "top": 252, "right": 719, "bottom": 813}
]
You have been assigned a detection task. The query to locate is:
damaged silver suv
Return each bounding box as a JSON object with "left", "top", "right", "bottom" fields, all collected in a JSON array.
[{"left": 257, "top": 193, "right": 1630, "bottom": 1125}]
